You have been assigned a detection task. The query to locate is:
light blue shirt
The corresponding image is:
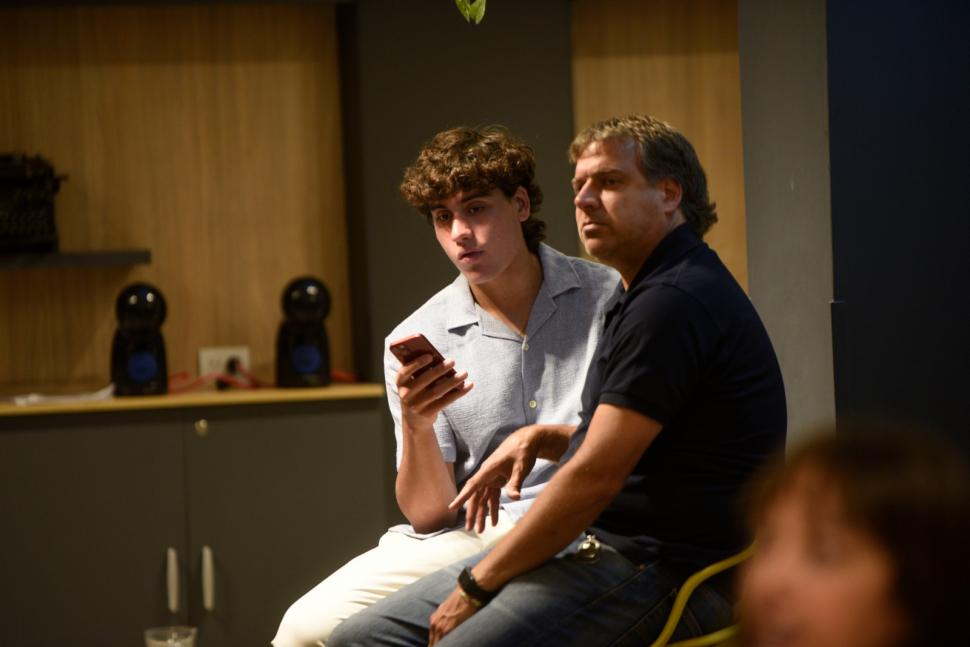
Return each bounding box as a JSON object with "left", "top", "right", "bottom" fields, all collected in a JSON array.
[{"left": 384, "top": 244, "right": 620, "bottom": 525}]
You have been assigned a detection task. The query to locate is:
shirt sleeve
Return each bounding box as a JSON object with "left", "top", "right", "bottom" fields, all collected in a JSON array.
[
  {"left": 383, "top": 344, "right": 406, "bottom": 468},
  {"left": 383, "top": 342, "right": 457, "bottom": 468},
  {"left": 598, "top": 285, "right": 716, "bottom": 425}
]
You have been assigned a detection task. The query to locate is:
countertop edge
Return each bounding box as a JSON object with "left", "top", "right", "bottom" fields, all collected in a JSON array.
[{"left": 0, "top": 383, "right": 385, "bottom": 417}]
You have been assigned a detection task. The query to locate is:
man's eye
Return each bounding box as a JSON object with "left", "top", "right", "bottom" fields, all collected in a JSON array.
[
  {"left": 602, "top": 177, "right": 620, "bottom": 187},
  {"left": 468, "top": 204, "right": 485, "bottom": 214},
  {"left": 434, "top": 213, "right": 451, "bottom": 224}
]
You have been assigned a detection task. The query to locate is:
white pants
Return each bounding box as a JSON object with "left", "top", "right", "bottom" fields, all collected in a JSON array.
[{"left": 272, "top": 510, "right": 515, "bottom": 647}]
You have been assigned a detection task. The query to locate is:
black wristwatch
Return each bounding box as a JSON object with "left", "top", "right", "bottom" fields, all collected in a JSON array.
[{"left": 457, "top": 566, "right": 497, "bottom": 608}]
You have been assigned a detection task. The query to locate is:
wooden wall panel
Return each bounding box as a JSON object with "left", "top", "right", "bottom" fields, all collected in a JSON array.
[
  {"left": 571, "top": 0, "right": 749, "bottom": 289},
  {"left": 0, "top": 3, "right": 349, "bottom": 393}
]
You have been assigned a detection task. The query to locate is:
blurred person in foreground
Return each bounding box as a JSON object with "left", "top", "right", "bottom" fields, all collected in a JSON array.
[{"left": 740, "top": 424, "right": 970, "bottom": 647}]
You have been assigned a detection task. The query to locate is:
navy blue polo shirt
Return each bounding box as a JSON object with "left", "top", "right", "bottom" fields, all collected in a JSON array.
[{"left": 572, "top": 224, "right": 787, "bottom": 570}]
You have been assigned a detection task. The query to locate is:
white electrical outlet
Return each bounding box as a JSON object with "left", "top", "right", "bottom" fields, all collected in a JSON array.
[{"left": 198, "top": 346, "right": 251, "bottom": 377}]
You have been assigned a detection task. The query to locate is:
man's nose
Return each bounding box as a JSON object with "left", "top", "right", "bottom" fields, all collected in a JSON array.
[
  {"left": 451, "top": 215, "right": 473, "bottom": 241},
  {"left": 574, "top": 183, "right": 598, "bottom": 211}
]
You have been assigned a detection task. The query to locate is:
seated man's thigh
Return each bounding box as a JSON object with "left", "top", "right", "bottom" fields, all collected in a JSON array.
[
  {"left": 274, "top": 514, "right": 513, "bottom": 646},
  {"left": 330, "top": 541, "right": 709, "bottom": 647},
  {"left": 328, "top": 559, "right": 467, "bottom": 647},
  {"left": 443, "top": 547, "right": 682, "bottom": 647}
]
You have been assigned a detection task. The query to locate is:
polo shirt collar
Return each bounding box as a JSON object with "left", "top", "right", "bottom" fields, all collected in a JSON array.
[
  {"left": 526, "top": 243, "right": 583, "bottom": 338},
  {"left": 605, "top": 224, "right": 701, "bottom": 326},
  {"left": 442, "top": 243, "right": 583, "bottom": 335},
  {"left": 443, "top": 273, "right": 479, "bottom": 331},
  {"left": 536, "top": 243, "right": 583, "bottom": 298},
  {"left": 627, "top": 223, "right": 702, "bottom": 291}
]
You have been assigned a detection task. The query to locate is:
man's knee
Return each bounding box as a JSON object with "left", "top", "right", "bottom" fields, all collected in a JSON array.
[
  {"left": 327, "top": 611, "right": 378, "bottom": 647},
  {"left": 272, "top": 599, "right": 337, "bottom": 647}
]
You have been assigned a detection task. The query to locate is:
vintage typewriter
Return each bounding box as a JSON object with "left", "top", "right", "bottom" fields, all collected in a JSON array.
[{"left": 0, "top": 154, "right": 65, "bottom": 254}]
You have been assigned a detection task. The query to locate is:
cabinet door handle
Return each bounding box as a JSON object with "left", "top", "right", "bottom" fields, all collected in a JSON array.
[
  {"left": 166, "top": 547, "right": 179, "bottom": 613},
  {"left": 202, "top": 545, "right": 215, "bottom": 612}
]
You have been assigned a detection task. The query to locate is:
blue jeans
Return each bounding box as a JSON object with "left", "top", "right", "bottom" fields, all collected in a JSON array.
[{"left": 328, "top": 536, "right": 733, "bottom": 647}]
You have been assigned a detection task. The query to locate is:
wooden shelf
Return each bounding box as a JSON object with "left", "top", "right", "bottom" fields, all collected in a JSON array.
[
  {"left": 0, "top": 249, "right": 151, "bottom": 269},
  {"left": 0, "top": 383, "right": 385, "bottom": 417}
]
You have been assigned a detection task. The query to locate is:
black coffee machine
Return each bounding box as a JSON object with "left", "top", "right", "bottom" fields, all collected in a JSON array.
[
  {"left": 276, "top": 276, "right": 331, "bottom": 387},
  {"left": 111, "top": 282, "right": 168, "bottom": 396}
]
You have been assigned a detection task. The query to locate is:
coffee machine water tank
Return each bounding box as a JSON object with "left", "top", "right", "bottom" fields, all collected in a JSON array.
[
  {"left": 276, "top": 276, "right": 331, "bottom": 387},
  {"left": 111, "top": 282, "right": 168, "bottom": 396}
]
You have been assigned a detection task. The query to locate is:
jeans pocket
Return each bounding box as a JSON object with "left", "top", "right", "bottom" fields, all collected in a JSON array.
[
  {"left": 597, "top": 541, "right": 650, "bottom": 570},
  {"left": 606, "top": 585, "right": 678, "bottom": 647},
  {"left": 605, "top": 566, "right": 734, "bottom": 647}
]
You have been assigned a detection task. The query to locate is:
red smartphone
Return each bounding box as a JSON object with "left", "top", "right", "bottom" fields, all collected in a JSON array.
[{"left": 389, "top": 333, "right": 457, "bottom": 381}]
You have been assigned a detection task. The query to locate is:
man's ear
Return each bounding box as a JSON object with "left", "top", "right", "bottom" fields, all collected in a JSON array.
[
  {"left": 514, "top": 186, "right": 531, "bottom": 221},
  {"left": 659, "top": 177, "right": 684, "bottom": 215}
]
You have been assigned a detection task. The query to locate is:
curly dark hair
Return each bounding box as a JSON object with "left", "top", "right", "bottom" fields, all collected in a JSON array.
[
  {"left": 745, "top": 424, "right": 970, "bottom": 647},
  {"left": 400, "top": 126, "right": 546, "bottom": 253},
  {"left": 569, "top": 115, "right": 718, "bottom": 238}
]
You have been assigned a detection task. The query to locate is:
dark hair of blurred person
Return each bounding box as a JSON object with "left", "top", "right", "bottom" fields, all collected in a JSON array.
[{"left": 739, "top": 424, "right": 970, "bottom": 647}]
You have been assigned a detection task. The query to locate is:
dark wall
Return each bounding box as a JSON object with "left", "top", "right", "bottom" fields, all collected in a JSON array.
[
  {"left": 339, "top": 0, "right": 576, "bottom": 381},
  {"left": 827, "top": 1, "right": 970, "bottom": 446}
]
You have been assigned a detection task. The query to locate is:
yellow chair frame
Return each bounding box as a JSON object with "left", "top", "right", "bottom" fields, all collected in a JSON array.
[{"left": 649, "top": 544, "right": 754, "bottom": 647}]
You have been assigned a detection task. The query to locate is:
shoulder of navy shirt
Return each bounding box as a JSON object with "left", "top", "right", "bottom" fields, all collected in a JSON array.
[{"left": 574, "top": 223, "right": 787, "bottom": 572}]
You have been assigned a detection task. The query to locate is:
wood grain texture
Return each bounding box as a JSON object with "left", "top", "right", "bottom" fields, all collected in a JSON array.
[
  {"left": 571, "top": 0, "right": 749, "bottom": 289},
  {"left": 0, "top": 3, "right": 350, "bottom": 392}
]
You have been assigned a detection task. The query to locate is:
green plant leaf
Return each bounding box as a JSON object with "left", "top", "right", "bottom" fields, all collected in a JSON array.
[
  {"left": 455, "top": 0, "right": 486, "bottom": 24},
  {"left": 470, "top": 0, "right": 487, "bottom": 24},
  {"left": 455, "top": 0, "right": 473, "bottom": 22}
]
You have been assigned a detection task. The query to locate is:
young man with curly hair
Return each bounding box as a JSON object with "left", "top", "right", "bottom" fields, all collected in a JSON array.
[{"left": 273, "top": 126, "right": 619, "bottom": 646}]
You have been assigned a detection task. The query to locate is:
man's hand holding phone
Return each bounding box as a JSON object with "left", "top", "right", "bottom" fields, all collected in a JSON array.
[{"left": 390, "top": 334, "right": 473, "bottom": 430}]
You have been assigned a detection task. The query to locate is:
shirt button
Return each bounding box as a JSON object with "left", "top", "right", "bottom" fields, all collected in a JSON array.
[
  {"left": 523, "top": 342, "right": 530, "bottom": 351},
  {"left": 528, "top": 399, "right": 537, "bottom": 409}
]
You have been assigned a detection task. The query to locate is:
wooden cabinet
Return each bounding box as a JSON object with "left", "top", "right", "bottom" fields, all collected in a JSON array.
[{"left": 0, "top": 392, "right": 392, "bottom": 647}]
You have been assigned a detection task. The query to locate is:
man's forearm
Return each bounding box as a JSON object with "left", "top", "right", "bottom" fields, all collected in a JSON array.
[
  {"left": 532, "top": 424, "right": 576, "bottom": 462},
  {"left": 468, "top": 450, "right": 625, "bottom": 590},
  {"left": 466, "top": 404, "right": 662, "bottom": 592},
  {"left": 396, "top": 420, "right": 458, "bottom": 533}
]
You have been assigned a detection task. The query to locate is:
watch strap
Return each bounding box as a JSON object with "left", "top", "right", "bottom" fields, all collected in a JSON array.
[{"left": 457, "top": 566, "right": 497, "bottom": 607}]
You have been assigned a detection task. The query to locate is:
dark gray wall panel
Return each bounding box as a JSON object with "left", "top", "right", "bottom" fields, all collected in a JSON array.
[
  {"left": 739, "top": 0, "right": 836, "bottom": 443},
  {"left": 340, "top": 0, "right": 576, "bottom": 380}
]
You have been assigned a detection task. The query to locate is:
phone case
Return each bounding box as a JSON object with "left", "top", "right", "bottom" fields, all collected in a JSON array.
[{"left": 389, "top": 333, "right": 457, "bottom": 380}]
